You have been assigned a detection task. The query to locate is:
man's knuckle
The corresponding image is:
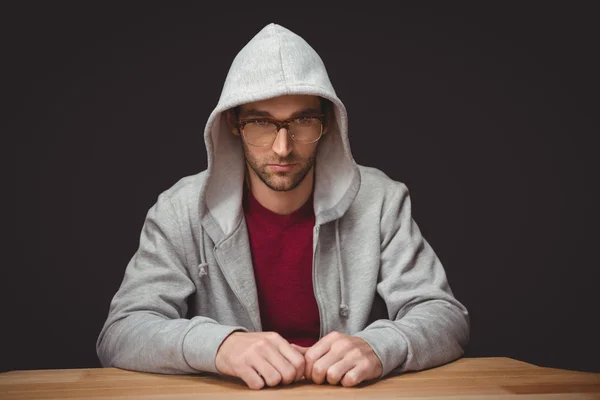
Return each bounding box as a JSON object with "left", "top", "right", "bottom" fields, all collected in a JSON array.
[
  {"left": 342, "top": 372, "right": 360, "bottom": 387},
  {"left": 312, "top": 363, "right": 326, "bottom": 377},
  {"left": 339, "top": 340, "right": 354, "bottom": 352},
  {"left": 305, "top": 352, "right": 318, "bottom": 364},
  {"left": 327, "top": 369, "right": 341, "bottom": 384},
  {"left": 248, "top": 379, "right": 264, "bottom": 390},
  {"left": 281, "top": 368, "right": 295, "bottom": 384},
  {"left": 253, "top": 338, "right": 270, "bottom": 350},
  {"left": 240, "top": 353, "right": 254, "bottom": 366},
  {"left": 240, "top": 372, "right": 263, "bottom": 390},
  {"left": 349, "top": 347, "right": 362, "bottom": 358},
  {"left": 329, "top": 331, "right": 341, "bottom": 339},
  {"left": 291, "top": 356, "right": 305, "bottom": 370},
  {"left": 264, "top": 372, "right": 282, "bottom": 387}
]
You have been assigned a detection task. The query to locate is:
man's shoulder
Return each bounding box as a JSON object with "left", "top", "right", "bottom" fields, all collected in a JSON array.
[
  {"left": 154, "top": 170, "right": 208, "bottom": 211},
  {"left": 356, "top": 165, "right": 409, "bottom": 197},
  {"left": 350, "top": 165, "right": 413, "bottom": 223}
]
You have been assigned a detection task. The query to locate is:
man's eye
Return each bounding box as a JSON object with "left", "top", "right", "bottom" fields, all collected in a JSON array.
[
  {"left": 253, "top": 120, "right": 270, "bottom": 126},
  {"left": 296, "top": 117, "right": 313, "bottom": 125}
]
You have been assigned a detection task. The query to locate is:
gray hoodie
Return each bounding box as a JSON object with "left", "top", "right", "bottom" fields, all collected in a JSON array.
[{"left": 96, "top": 23, "right": 469, "bottom": 378}]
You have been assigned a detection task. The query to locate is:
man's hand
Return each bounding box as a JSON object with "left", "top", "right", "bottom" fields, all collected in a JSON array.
[
  {"left": 215, "top": 331, "right": 305, "bottom": 390},
  {"left": 295, "top": 331, "right": 383, "bottom": 387}
]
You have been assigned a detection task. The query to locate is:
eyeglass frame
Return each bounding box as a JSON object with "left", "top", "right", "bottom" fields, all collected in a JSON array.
[{"left": 236, "top": 114, "right": 325, "bottom": 147}]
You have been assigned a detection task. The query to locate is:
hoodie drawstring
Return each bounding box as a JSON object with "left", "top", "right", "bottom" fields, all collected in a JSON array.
[
  {"left": 335, "top": 219, "right": 349, "bottom": 318},
  {"left": 199, "top": 220, "right": 346, "bottom": 315},
  {"left": 198, "top": 225, "right": 208, "bottom": 278}
]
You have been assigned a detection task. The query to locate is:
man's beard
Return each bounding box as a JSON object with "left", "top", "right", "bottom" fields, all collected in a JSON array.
[{"left": 243, "top": 146, "right": 317, "bottom": 192}]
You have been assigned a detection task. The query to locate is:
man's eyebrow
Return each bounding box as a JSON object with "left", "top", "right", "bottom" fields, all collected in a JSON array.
[{"left": 239, "top": 107, "right": 322, "bottom": 119}]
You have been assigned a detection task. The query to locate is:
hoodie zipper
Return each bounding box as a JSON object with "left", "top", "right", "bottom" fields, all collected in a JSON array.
[{"left": 312, "top": 224, "right": 325, "bottom": 338}]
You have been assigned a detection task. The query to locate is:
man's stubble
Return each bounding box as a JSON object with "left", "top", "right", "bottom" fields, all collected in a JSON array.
[{"left": 242, "top": 144, "right": 318, "bottom": 192}]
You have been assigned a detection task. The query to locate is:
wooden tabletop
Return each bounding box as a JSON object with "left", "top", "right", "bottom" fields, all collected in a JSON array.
[{"left": 1, "top": 357, "right": 599, "bottom": 399}]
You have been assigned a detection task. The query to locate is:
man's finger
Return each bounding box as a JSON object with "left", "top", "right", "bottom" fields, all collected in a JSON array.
[
  {"left": 340, "top": 365, "right": 366, "bottom": 387},
  {"left": 237, "top": 366, "right": 265, "bottom": 390},
  {"left": 262, "top": 344, "right": 299, "bottom": 385},
  {"left": 303, "top": 333, "right": 342, "bottom": 382},
  {"left": 326, "top": 356, "right": 355, "bottom": 386},
  {"left": 310, "top": 347, "right": 345, "bottom": 384},
  {"left": 303, "top": 339, "right": 332, "bottom": 381},
  {"left": 280, "top": 344, "right": 307, "bottom": 382},
  {"left": 250, "top": 357, "right": 282, "bottom": 387}
]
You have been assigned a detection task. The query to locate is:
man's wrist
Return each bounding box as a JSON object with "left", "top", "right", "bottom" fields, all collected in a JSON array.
[
  {"left": 182, "top": 323, "right": 248, "bottom": 374},
  {"left": 352, "top": 325, "right": 408, "bottom": 378}
]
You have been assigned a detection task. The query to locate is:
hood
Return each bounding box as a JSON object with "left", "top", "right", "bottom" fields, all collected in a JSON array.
[{"left": 199, "top": 23, "right": 360, "bottom": 242}]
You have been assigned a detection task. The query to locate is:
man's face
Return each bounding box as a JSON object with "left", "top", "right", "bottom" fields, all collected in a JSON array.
[{"left": 235, "top": 95, "right": 324, "bottom": 192}]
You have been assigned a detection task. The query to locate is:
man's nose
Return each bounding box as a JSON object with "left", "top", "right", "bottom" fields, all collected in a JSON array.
[{"left": 271, "top": 128, "right": 293, "bottom": 157}]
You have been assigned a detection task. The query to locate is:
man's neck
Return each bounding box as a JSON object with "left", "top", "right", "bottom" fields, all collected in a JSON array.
[{"left": 247, "top": 168, "right": 314, "bottom": 215}]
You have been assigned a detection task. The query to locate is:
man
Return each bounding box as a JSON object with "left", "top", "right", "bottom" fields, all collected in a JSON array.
[{"left": 97, "top": 23, "right": 470, "bottom": 390}]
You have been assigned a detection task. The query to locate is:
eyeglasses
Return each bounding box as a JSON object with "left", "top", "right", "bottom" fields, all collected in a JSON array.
[{"left": 237, "top": 115, "right": 325, "bottom": 147}]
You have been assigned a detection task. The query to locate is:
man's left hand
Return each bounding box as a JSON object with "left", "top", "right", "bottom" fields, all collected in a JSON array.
[{"left": 293, "top": 331, "right": 383, "bottom": 387}]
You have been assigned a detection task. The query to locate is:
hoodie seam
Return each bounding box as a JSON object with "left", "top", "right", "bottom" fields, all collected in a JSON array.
[
  {"left": 315, "top": 166, "right": 361, "bottom": 225},
  {"left": 274, "top": 27, "right": 288, "bottom": 90},
  {"left": 167, "top": 196, "right": 190, "bottom": 269},
  {"left": 221, "top": 84, "right": 334, "bottom": 100}
]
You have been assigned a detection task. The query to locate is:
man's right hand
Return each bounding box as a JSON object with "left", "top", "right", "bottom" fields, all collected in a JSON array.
[{"left": 215, "top": 331, "right": 305, "bottom": 390}]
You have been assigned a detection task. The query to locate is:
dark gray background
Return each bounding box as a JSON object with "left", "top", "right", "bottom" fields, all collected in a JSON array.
[{"left": 5, "top": 3, "right": 599, "bottom": 372}]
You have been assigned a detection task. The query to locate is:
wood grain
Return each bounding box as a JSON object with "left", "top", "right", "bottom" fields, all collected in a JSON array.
[{"left": 1, "top": 358, "right": 599, "bottom": 399}]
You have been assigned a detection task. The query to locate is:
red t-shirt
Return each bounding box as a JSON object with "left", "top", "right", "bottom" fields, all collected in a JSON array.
[{"left": 243, "top": 188, "right": 320, "bottom": 347}]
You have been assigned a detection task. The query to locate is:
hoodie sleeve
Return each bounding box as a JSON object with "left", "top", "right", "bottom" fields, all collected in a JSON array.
[
  {"left": 96, "top": 193, "right": 247, "bottom": 374},
  {"left": 353, "top": 182, "right": 470, "bottom": 377}
]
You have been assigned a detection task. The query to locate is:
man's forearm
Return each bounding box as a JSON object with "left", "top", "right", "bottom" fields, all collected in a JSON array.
[
  {"left": 354, "top": 299, "right": 470, "bottom": 376},
  {"left": 97, "top": 312, "right": 247, "bottom": 374}
]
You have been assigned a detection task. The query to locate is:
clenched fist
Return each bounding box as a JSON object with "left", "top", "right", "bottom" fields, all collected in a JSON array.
[
  {"left": 215, "top": 331, "right": 305, "bottom": 390},
  {"left": 294, "top": 331, "right": 383, "bottom": 387}
]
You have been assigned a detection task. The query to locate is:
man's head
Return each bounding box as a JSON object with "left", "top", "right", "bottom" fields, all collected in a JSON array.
[{"left": 227, "top": 94, "right": 330, "bottom": 192}]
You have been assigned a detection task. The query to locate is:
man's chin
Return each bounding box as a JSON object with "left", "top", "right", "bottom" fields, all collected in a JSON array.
[
  {"left": 265, "top": 180, "right": 298, "bottom": 192},
  {"left": 263, "top": 174, "right": 302, "bottom": 192}
]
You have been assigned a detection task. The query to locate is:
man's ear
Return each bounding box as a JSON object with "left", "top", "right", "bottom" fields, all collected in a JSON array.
[{"left": 225, "top": 109, "right": 240, "bottom": 136}]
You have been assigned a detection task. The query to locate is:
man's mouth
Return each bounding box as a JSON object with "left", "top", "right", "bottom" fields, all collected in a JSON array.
[{"left": 268, "top": 163, "right": 297, "bottom": 171}]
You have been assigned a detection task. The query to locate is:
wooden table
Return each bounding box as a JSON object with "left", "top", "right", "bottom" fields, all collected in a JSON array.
[{"left": 1, "top": 357, "right": 599, "bottom": 399}]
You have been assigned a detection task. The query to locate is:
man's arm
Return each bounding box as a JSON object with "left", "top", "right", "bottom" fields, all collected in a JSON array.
[
  {"left": 96, "top": 194, "right": 247, "bottom": 374},
  {"left": 301, "top": 181, "right": 469, "bottom": 386},
  {"left": 353, "top": 182, "right": 470, "bottom": 377}
]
